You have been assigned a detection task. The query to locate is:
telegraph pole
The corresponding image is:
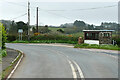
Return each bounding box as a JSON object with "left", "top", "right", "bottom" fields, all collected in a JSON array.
[
  {"left": 36, "top": 7, "right": 38, "bottom": 33},
  {"left": 28, "top": 1, "right": 30, "bottom": 40}
]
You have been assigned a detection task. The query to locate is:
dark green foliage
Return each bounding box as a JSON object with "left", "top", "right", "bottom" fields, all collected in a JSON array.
[
  {"left": 101, "top": 22, "right": 118, "bottom": 30},
  {"left": 16, "top": 21, "right": 28, "bottom": 34},
  {"left": 116, "top": 39, "right": 120, "bottom": 47},
  {"left": 112, "top": 35, "right": 120, "bottom": 47},
  {"left": 7, "top": 35, "right": 16, "bottom": 41},
  {"left": 39, "top": 26, "right": 50, "bottom": 34},
  {"left": 1, "top": 24, "right": 7, "bottom": 49},
  {"left": 12, "top": 40, "right": 77, "bottom": 44},
  {"left": 9, "top": 21, "right": 17, "bottom": 34},
  {"left": 30, "top": 34, "right": 78, "bottom": 42},
  {"left": 1, "top": 49, "right": 7, "bottom": 57},
  {"left": 57, "top": 29, "right": 64, "bottom": 33},
  {"left": 73, "top": 20, "right": 86, "bottom": 27},
  {"left": 87, "top": 24, "right": 94, "bottom": 30},
  {"left": 32, "top": 27, "right": 36, "bottom": 33}
]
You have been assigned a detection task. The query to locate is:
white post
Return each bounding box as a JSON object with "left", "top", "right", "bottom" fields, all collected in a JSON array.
[
  {"left": 21, "top": 33, "right": 22, "bottom": 40},
  {"left": 113, "top": 40, "right": 115, "bottom": 45},
  {"left": 19, "top": 33, "right": 20, "bottom": 41}
]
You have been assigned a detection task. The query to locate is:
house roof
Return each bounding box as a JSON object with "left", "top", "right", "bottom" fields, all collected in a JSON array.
[{"left": 83, "top": 30, "right": 115, "bottom": 32}]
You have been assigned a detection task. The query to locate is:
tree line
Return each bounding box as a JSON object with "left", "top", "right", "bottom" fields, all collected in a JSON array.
[{"left": 0, "top": 20, "right": 119, "bottom": 35}]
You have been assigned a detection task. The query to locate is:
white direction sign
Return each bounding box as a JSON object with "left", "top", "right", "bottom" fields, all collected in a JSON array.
[
  {"left": 18, "top": 29, "right": 23, "bottom": 33},
  {"left": 18, "top": 29, "right": 23, "bottom": 40}
]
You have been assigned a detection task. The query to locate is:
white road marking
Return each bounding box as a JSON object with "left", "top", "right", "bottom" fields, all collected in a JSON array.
[
  {"left": 73, "top": 61, "right": 85, "bottom": 79},
  {"left": 45, "top": 48, "right": 85, "bottom": 79},
  {"left": 7, "top": 53, "right": 23, "bottom": 80},
  {"left": 45, "top": 48, "right": 78, "bottom": 79},
  {"left": 11, "top": 53, "right": 20, "bottom": 64},
  {"left": 67, "top": 59, "right": 77, "bottom": 79}
]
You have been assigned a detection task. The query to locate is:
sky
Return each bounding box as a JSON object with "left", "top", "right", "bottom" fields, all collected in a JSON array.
[{"left": 0, "top": 0, "right": 119, "bottom": 26}]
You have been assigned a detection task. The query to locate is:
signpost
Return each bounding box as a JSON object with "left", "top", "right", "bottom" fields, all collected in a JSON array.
[{"left": 18, "top": 29, "right": 23, "bottom": 41}]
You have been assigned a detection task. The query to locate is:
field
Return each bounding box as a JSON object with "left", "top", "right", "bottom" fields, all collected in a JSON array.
[
  {"left": 48, "top": 27, "right": 65, "bottom": 32},
  {"left": 70, "top": 32, "right": 84, "bottom": 37},
  {"left": 48, "top": 27, "right": 84, "bottom": 37}
]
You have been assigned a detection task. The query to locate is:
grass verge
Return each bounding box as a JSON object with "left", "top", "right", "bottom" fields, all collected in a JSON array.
[
  {"left": 10, "top": 40, "right": 78, "bottom": 44},
  {"left": 0, "top": 49, "right": 7, "bottom": 57},
  {"left": 0, "top": 49, "right": 7, "bottom": 63},
  {"left": 1, "top": 50, "right": 22, "bottom": 79},
  {"left": 9, "top": 40, "right": 120, "bottom": 51},
  {"left": 74, "top": 43, "right": 120, "bottom": 51}
]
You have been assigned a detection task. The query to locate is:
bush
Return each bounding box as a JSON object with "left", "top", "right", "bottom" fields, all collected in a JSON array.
[
  {"left": 7, "top": 35, "right": 16, "bottom": 41},
  {"left": 0, "top": 23, "right": 7, "bottom": 49},
  {"left": 0, "top": 49, "right": 7, "bottom": 57},
  {"left": 112, "top": 35, "right": 120, "bottom": 47},
  {"left": 30, "top": 33, "right": 78, "bottom": 42},
  {"left": 115, "top": 39, "right": 120, "bottom": 47}
]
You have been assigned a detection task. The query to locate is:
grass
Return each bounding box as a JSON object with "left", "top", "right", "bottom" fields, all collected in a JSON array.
[
  {"left": 11, "top": 40, "right": 78, "bottom": 44},
  {"left": 10, "top": 40, "right": 120, "bottom": 51},
  {"left": 70, "top": 32, "right": 84, "bottom": 37},
  {"left": 0, "top": 54, "right": 1, "bottom": 63},
  {"left": 0, "top": 49, "right": 7, "bottom": 60},
  {"left": 74, "top": 43, "right": 120, "bottom": 51},
  {"left": 48, "top": 27, "right": 65, "bottom": 32},
  {"left": 1, "top": 50, "right": 22, "bottom": 79}
]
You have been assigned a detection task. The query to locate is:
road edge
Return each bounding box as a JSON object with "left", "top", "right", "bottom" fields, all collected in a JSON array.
[{"left": 2, "top": 49, "right": 24, "bottom": 80}]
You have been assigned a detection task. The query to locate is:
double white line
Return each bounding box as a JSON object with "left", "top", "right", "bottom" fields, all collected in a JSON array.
[
  {"left": 46, "top": 48, "right": 85, "bottom": 80},
  {"left": 7, "top": 50, "right": 24, "bottom": 80},
  {"left": 67, "top": 59, "right": 85, "bottom": 80}
]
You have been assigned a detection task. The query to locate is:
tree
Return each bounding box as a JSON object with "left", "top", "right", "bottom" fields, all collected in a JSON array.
[
  {"left": 0, "top": 23, "right": 7, "bottom": 49},
  {"left": 32, "top": 27, "right": 36, "bottom": 33},
  {"left": 16, "top": 21, "right": 28, "bottom": 35},
  {"left": 73, "top": 20, "right": 86, "bottom": 27},
  {"left": 57, "top": 29, "right": 64, "bottom": 33},
  {"left": 39, "top": 25, "right": 50, "bottom": 33},
  {"left": 9, "top": 21, "right": 17, "bottom": 34},
  {"left": 9, "top": 21, "right": 28, "bottom": 35}
]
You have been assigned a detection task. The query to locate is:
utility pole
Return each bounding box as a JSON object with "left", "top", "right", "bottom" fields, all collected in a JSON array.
[
  {"left": 36, "top": 7, "right": 38, "bottom": 33},
  {"left": 28, "top": 1, "right": 30, "bottom": 40}
]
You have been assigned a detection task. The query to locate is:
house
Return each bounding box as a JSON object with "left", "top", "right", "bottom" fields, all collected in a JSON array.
[{"left": 83, "top": 30, "right": 115, "bottom": 45}]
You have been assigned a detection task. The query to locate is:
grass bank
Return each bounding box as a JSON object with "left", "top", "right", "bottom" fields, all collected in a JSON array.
[
  {"left": 9, "top": 40, "right": 78, "bottom": 44},
  {"left": 2, "top": 50, "right": 22, "bottom": 79},
  {"left": 8, "top": 40, "right": 120, "bottom": 51},
  {"left": 74, "top": 43, "right": 120, "bottom": 51}
]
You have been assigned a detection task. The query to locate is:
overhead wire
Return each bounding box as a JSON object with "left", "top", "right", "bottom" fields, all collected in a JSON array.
[
  {"left": 40, "top": 5, "right": 117, "bottom": 11},
  {"left": 4, "top": 0, "right": 27, "bottom": 7},
  {"left": 38, "top": 8, "right": 73, "bottom": 21},
  {"left": 5, "top": 0, "right": 117, "bottom": 11},
  {"left": 10, "top": 13, "right": 27, "bottom": 20},
  {"left": 4, "top": 1, "right": 117, "bottom": 22}
]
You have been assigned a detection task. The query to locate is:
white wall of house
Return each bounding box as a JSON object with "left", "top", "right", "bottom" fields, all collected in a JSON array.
[{"left": 84, "top": 40, "right": 99, "bottom": 45}]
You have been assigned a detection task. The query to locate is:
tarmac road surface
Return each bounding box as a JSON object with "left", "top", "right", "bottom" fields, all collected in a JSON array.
[{"left": 6, "top": 43, "right": 118, "bottom": 79}]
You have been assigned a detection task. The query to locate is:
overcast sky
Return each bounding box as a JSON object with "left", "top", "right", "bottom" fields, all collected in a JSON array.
[{"left": 0, "top": 0, "right": 119, "bottom": 26}]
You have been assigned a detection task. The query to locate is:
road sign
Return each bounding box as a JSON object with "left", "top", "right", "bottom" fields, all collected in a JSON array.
[
  {"left": 18, "top": 29, "right": 23, "bottom": 40},
  {"left": 18, "top": 29, "right": 23, "bottom": 33}
]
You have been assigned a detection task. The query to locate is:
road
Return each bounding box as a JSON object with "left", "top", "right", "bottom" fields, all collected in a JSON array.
[{"left": 6, "top": 43, "right": 118, "bottom": 79}]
